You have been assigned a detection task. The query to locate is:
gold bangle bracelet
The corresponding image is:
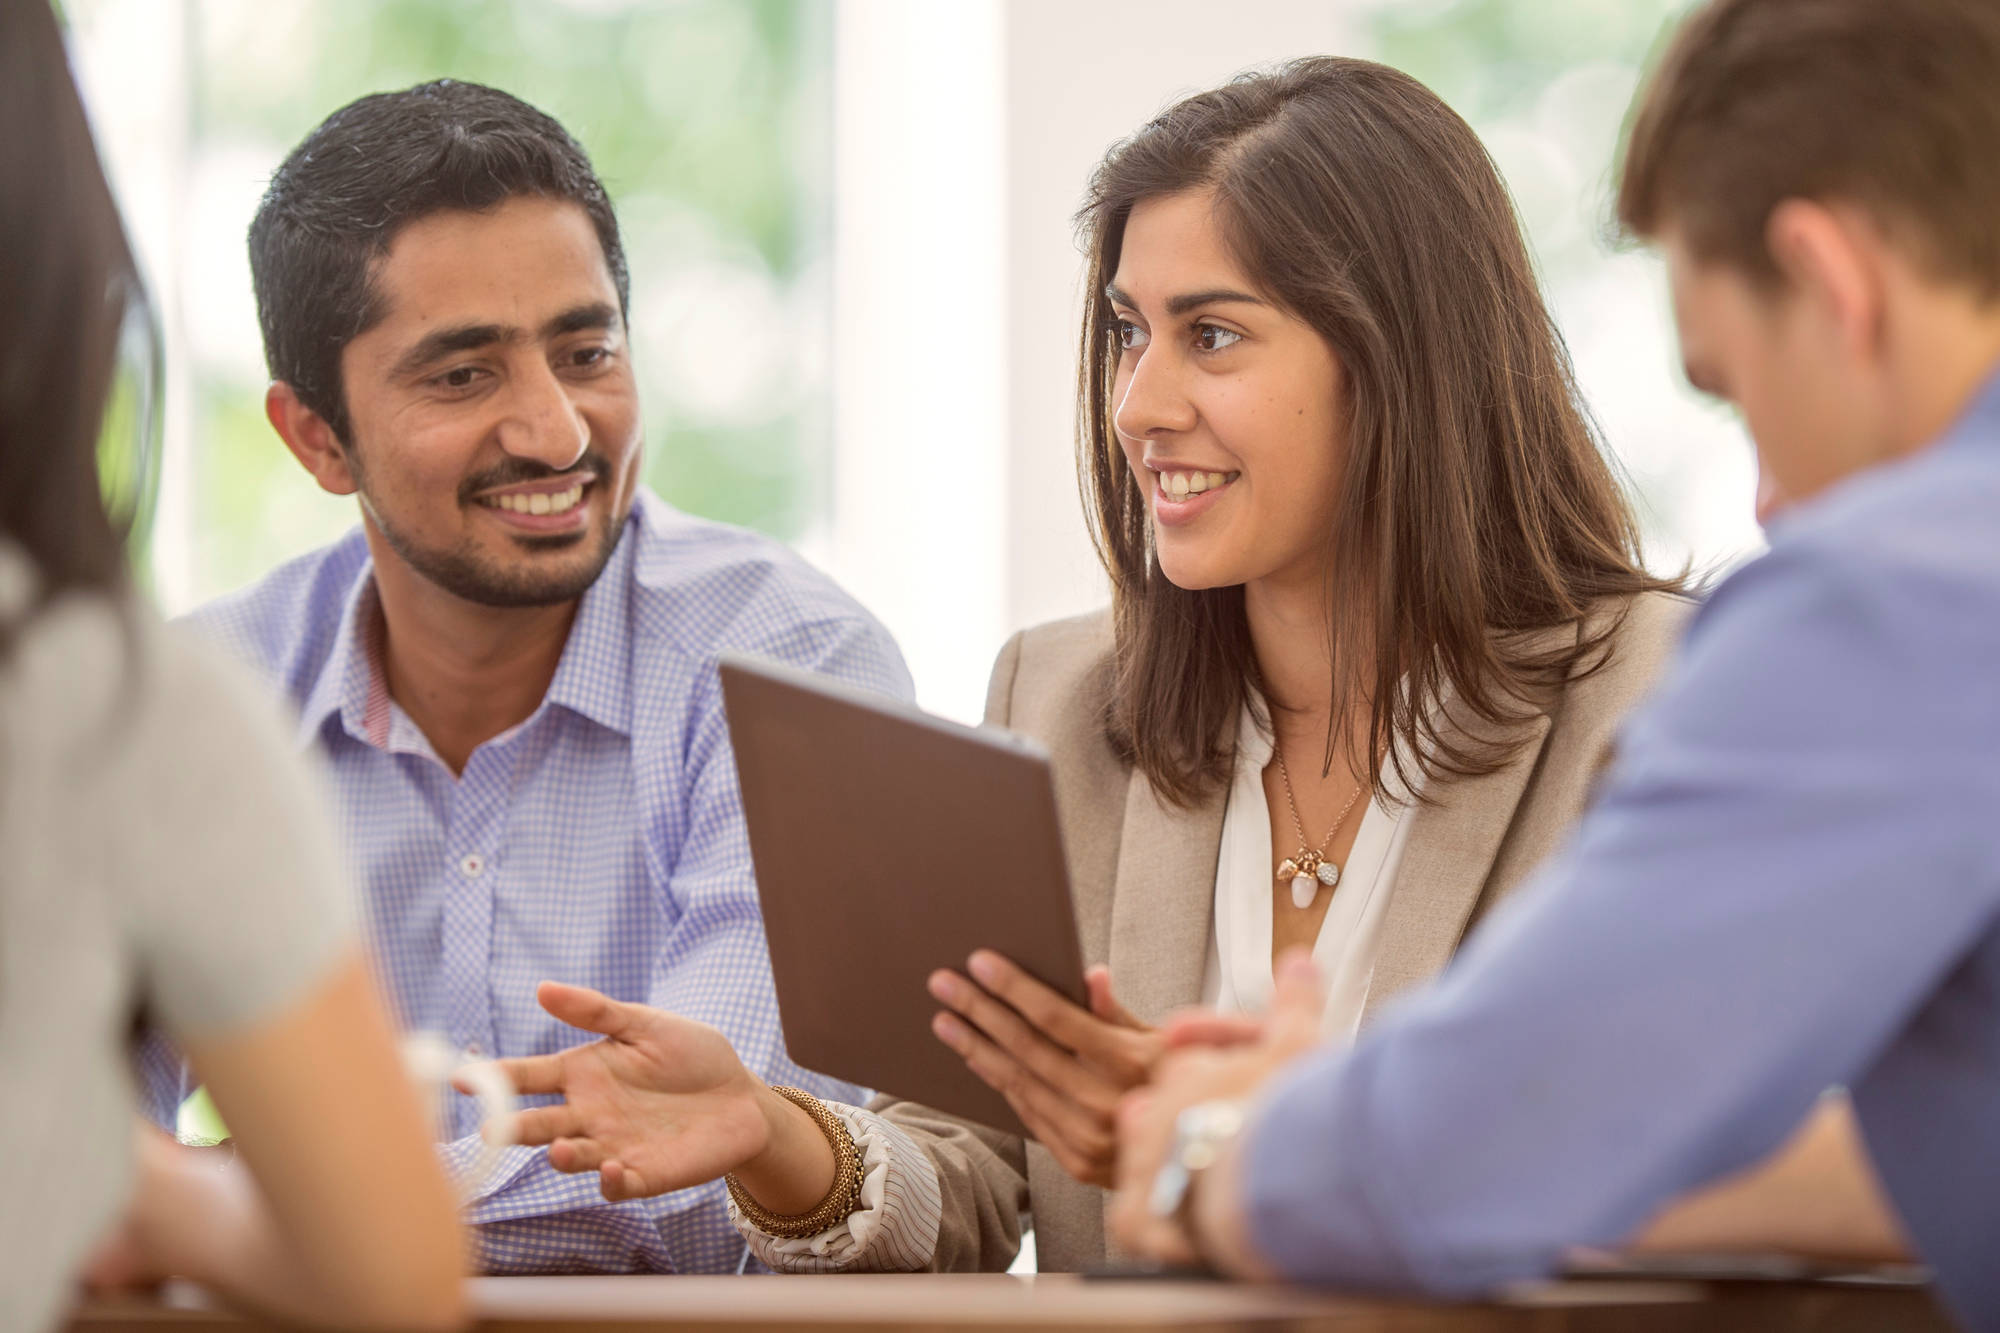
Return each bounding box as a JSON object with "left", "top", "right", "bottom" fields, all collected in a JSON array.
[{"left": 726, "top": 1086, "right": 865, "bottom": 1240}]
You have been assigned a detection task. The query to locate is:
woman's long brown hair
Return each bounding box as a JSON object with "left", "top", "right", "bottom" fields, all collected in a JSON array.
[
  {"left": 1077, "top": 57, "right": 1680, "bottom": 807},
  {"left": 0, "top": 0, "right": 137, "bottom": 643}
]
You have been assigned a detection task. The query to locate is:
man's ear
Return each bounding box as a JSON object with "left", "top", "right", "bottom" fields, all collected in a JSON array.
[
  {"left": 1764, "top": 199, "right": 1885, "bottom": 364},
  {"left": 266, "top": 382, "right": 358, "bottom": 496}
]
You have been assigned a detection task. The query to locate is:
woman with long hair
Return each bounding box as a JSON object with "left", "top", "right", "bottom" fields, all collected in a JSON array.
[
  {"left": 485, "top": 56, "right": 1688, "bottom": 1274},
  {"left": 0, "top": 3, "right": 463, "bottom": 1327}
]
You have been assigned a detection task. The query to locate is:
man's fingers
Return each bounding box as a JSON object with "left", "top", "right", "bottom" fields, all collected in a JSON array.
[
  {"left": 537, "top": 980, "right": 635, "bottom": 1040},
  {"left": 542, "top": 1133, "right": 600, "bottom": 1175},
  {"left": 1110, "top": 1088, "right": 1199, "bottom": 1264},
  {"left": 549, "top": 1136, "right": 606, "bottom": 1174},
  {"left": 598, "top": 1160, "right": 650, "bottom": 1202},
  {"left": 482, "top": 1052, "right": 564, "bottom": 1098},
  {"left": 512, "top": 1103, "right": 580, "bottom": 1148},
  {"left": 1267, "top": 948, "right": 1325, "bottom": 1053},
  {"left": 1160, "top": 1009, "right": 1265, "bottom": 1051}
]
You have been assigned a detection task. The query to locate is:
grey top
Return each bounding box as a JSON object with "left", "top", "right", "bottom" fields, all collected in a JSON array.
[{"left": 0, "top": 552, "right": 353, "bottom": 1333}]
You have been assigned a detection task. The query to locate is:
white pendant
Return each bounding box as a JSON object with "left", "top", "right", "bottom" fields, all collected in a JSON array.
[
  {"left": 1318, "top": 861, "right": 1340, "bottom": 888},
  {"left": 1290, "top": 874, "right": 1317, "bottom": 909}
]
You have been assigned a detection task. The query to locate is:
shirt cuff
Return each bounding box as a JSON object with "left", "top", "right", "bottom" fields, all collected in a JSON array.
[{"left": 732, "top": 1103, "right": 944, "bottom": 1272}]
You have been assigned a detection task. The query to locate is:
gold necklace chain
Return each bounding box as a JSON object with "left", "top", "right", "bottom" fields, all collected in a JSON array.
[{"left": 1272, "top": 742, "right": 1362, "bottom": 893}]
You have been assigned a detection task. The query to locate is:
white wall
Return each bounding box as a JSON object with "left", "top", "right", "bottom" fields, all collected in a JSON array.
[{"left": 66, "top": 0, "right": 199, "bottom": 614}]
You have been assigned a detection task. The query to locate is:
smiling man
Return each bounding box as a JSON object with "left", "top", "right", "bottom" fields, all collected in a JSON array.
[{"left": 149, "top": 81, "right": 911, "bottom": 1274}]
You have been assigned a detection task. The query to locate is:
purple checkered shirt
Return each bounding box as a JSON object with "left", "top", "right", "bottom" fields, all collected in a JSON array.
[{"left": 142, "top": 490, "right": 911, "bottom": 1274}]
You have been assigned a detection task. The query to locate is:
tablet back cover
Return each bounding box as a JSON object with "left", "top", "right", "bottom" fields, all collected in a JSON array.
[{"left": 720, "top": 654, "right": 1088, "bottom": 1139}]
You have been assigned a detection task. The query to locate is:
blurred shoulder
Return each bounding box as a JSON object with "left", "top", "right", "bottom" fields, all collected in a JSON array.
[
  {"left": 983, "top": 607, "right": 1117, "bottom": 767},
  {"left": 1581, "top": 588, "right": 1696, "bottom": 694},
  {"left": 7, "top": 580, "right": 294, "bottom": 789},
  {"left": 987, "top": 609, "right": 1113, "bottom": 722},
  {"left": 1542, "top": 588, "right": 1697, "bottom": 753}
]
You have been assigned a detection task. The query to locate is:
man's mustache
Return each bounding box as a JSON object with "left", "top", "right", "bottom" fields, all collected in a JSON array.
[{"left": 458, "top": 451, "right": 609, "bottom": 504}]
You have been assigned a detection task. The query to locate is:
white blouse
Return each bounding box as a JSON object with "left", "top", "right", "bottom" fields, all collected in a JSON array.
[{"left": 1201, "top": 702, "right": 1421, "bottom": 1044}]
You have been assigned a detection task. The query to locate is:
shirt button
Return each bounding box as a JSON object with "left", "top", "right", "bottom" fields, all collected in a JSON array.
[
  {"left": 465, "top": 1042, "right": 483, "bottom": 1057},
  {"left": 459, "top": 853, "right": 485, "bottom": 877}
]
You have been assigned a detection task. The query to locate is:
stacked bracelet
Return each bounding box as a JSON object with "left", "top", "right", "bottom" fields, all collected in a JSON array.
[{"left": 726, "top": 1086, "right": 865, "bottom": 1239}]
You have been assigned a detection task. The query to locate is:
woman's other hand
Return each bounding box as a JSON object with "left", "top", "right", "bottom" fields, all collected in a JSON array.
[{"left": 927, "top": 954, "right": 1161, "bottom": 1186}]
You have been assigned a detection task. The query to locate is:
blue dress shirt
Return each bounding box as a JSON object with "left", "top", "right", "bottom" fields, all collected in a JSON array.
[
  {"left": 1241, "top": 372, "right": 2000, "bottom": 1332},
  {"left": 151, "top": 490, "right": 913, "bottom": 1275}
]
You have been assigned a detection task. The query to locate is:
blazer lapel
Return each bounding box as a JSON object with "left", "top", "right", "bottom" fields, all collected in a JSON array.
[
  {"left": 1360, "top": 707, "right": 1553, "bottom": 1023},
  {"left": 1105, "top": 768, "right": 1227, "bottom": 1024}
]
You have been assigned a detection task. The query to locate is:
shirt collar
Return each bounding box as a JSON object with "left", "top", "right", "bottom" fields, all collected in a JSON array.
[
  {"left": 292, "top": 511, "right": 640, "bottom": 751},
  {"left": 540, "top": 510, "right": 638, "bottom": 737},
  {"left": 293, "top": 560, "right": 384, "bottom": 752}
]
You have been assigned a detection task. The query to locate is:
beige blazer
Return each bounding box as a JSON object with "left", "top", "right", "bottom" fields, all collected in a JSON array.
[{"left": 873, "top": 590, "right": 1692, "bottom": 1273}]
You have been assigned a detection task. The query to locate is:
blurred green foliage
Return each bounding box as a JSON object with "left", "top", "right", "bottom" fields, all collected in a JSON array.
[{"left": 1370, "top": 0, "right": 1685, "bottom": 125}]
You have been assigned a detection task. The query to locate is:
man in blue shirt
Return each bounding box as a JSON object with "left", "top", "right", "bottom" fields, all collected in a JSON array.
[
  {"left": 1108, "top": 2, "right": 2000, "bottom": 1329},
  {"left": 144, "top": 80, "right": 911, "bottom": 1274}
]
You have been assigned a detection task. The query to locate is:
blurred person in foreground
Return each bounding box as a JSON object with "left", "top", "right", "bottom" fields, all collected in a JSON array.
[
  {"left": 146, "top": 79, "right": 910, "bottom": 1274},
  {"left": 0, "top": 3, "right": 463, "bottom": 1329},
  {"left": 1107, "top": 2, "right": 2000, "bottom": 1328}
]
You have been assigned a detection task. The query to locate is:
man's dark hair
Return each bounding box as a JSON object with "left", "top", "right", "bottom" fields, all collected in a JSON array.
[{"left": 249, "top": 79, "right": 630, "bottom": 444}]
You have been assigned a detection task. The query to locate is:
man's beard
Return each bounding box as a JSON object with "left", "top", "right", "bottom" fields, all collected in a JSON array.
[{"left": 355, "top": 449, "right": 628, "bottom": 609}]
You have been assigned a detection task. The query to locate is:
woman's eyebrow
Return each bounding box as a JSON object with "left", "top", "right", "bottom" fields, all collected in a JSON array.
[
  {"left": 1102, "top": 283, "right": 1266, "bottom": 317},
  {"left": 1165, "top": 288, "right": 1264, "bottom": 317}
]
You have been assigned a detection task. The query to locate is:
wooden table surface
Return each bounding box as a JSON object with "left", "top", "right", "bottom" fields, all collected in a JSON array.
[{"left": 65, "top": 1271, "right": 1957, "bottom": 1332}]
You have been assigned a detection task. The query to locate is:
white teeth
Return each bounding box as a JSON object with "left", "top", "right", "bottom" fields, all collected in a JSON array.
[
  {"left": 485, "top": 484, "right": 585, "bottom": 516},
  {"left": 1157, "top": 470, "right": 1235, "bottom": 501}
]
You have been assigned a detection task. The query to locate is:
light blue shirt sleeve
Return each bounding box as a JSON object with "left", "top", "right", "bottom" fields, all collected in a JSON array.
[{"left": 1240, "top": 532, "right": 2000, "bottom": 1294}]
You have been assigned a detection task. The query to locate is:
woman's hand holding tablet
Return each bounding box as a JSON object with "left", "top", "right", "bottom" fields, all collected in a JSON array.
[{"left": 927, "top": 954, "right": 1161, "bottom": 1188}]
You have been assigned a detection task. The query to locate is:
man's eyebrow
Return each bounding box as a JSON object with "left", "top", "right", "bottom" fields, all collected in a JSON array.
[
  {"left": 544, "top": 302, "right": 620, "bottom": 338},
  {"left": 1102, "top": 284, "right": 1267, "bottom": 318},
  {"left": 392, "top": 323, "right": 509, "bottom": 378},
  {"left": 389, "top": 304, "right": 619, "bottom": 379}
]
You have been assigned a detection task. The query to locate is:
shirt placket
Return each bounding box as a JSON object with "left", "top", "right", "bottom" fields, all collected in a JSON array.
[{"left": 439, "top": 743, "right": 511, "bottom": 1139}]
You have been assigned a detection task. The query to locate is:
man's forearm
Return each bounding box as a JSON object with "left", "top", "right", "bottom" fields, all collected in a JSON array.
[{"left": 1629, "top": 1095, "right": 1913, "bottom": 1262}]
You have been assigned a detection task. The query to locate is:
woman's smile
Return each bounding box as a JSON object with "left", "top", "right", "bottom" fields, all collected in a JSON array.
[{"left": 1149, "top": 464, "right": 1242, "bottom": 526}]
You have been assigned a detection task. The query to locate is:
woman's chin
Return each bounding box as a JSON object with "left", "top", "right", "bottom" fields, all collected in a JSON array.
[{"left": 1154, "top": 552, "right": 1242, "bottom": 594}]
